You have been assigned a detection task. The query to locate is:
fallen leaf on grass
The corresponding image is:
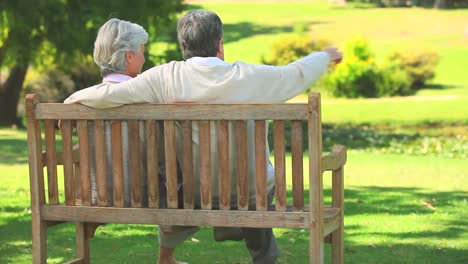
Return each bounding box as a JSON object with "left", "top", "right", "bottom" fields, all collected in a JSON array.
[
  {"left": 345, "top": 247, "right": 357, "bottom": 253},
  {"left": 422, "top": 200, "right": 436, "bottom": 210}
]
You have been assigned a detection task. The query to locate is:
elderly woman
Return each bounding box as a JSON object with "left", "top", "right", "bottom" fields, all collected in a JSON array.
[
  {"left": 94, "top": 18, "right": 147, "bottom": 79},
  {"left": 66, "top": 18, "right": 187, "bottom": 264},
  {"left": 81, "top": 18, "right": 149, "bottom": 208}
]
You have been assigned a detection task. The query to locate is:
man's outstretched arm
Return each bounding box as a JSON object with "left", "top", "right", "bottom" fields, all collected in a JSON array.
[{"left": 225, "top": 48, "right": 342, "bottom": 103}]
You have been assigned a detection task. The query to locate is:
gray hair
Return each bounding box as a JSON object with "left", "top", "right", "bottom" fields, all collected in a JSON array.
[
  {"left": 177, "top": 10, "right": 223, "bottom": 60},
  {"left": 93, "top": 18, "right": 148, "bottom": 76}
]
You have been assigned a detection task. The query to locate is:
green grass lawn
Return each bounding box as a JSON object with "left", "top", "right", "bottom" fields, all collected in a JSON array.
[
  {"left": 1, "top": 125, "right": 467, "bottom": 263},
  {"left": 326, "top": 96, "right": 467, "bottom": 124}
]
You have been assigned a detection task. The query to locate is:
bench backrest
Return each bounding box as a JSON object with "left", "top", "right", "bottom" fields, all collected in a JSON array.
[{"left": 26, "top": 93, "right": 324, "bottom": 216}]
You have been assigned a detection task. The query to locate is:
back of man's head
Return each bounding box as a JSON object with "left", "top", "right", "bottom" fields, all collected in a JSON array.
[{"left": 177, "top": 10, "right": 223, "bottom": 60}]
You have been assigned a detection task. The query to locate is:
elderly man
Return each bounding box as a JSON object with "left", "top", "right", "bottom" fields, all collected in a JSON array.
[{"left": 65, "top": 10, "right": 342, "bottom": 264}]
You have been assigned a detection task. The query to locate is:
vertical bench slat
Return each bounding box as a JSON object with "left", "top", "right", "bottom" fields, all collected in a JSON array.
[
  {"left": 308, "top": 93, "right": 324, "bottom": 263},
  {"left": 35, "top": 121, "right": 46, "bottom": 206},
  {"left": 61, "top": 120, "right": 75, "bottom": 206},
  {"left": 273, "top": 120, "right": 286, "bottom": 211},
  {"left": 76, "top": 121, "right": 91, "bottom": 206},
  {"left": 138, "top": 121, "right": 147, "bottom": 207},
  {"left": 254, "top": 121, "right": 267, "bottom": 211},
  {"left": 128, "top": 120, "right": 142, "bottom": 208},
  {"left": 73, "top": 141, "right": 82, "bottom": 205},
  {"left": 291, "top": 120, "right": 304, "bottom": 210},
  {"left": 111, "top": 121, "right": 124, "bottom": 208},
  {"left": 73, "top": 161, "right": 81, "bottom": 205},
  {"left": 218, "top": 120, "right": 230, "bottom": 210},
  {"left": 94, "top": 120, "right": 108, "bottom": 207},
  {"left": 164, "top": 121, "right": 178, "bottom": 209},
  {"left": 146, "top": 120, "right": 159, "bottom": 208},
  {"left": 236, "top": 121, "right": 249, "bottom": 211},
  {"left": 44, "top": 120, "right": 59, "bottom": 205},
  {"left": 25, "top": 95, "right": 47, "bottom": 263},
  {"left": 199, "top": 121, "right": 212, "bottom": 209},
  {"left": 182, "top": 120, "right": 194, "bottom": 209}
]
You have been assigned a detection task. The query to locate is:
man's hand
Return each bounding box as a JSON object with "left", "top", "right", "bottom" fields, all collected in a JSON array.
[
  {"left": 324, "top": 47, "right": 343, "bottom": 64},
  {"left": 58, "top": 120, "right": 76, "bottom": 129}
]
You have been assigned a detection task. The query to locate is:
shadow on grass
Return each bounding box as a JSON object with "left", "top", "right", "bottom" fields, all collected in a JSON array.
[
  {"left": 184, "top": 5, "right": 325, "bottom": 44},
  {"left": 1, "top": 123, "right": 410, "bottom": 165},
  {"left": 322, "top": 123, "right": 420, "bottom": 151},
  {"left": 268, "top": 121, "right": 426, "bottom": 152},
  {"left": 223, "top": 21, "right": 323, "bottom": 43},
  {"left": 1, "top": 186, "right": 467, "bottom": 263},
  {"left": 0, "top": 129, "right": 66, "bottom": 165},
  {"left": 422, "top": 83, "right": 462, "bottom": 90},
  {"left": 294, "top": 186, "right": 467, "bottom": 218},
  {"left": 2, "top": 121, "right": 465, "bottom": 167},
  {"left": 0, "top": 138, "right": 29, "bottom": 164}
]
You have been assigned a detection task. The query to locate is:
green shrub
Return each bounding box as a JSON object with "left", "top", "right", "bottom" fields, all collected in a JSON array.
[
  {"left": 325, "top": 59, "right": 381, "bottom": 98},
  {"left": 344, "top": 37, "right": 375, "bottom": 62},
  {"left": 261, "top": 35, "right": 331, "bottom": 66},
  {"left": 387, "top": 50, "right": 440, "bottom": 89},
  {"left": 24, "top": 67, "right": 75, "bottom": 103},
  {"left": 325, "top": 38, "right": 381, "bottom": 98},
  {"left": 69, "top": 57, "right": 102, "bottom": 92},
  {"left": 375, "top": 63, "right": 412, "bottom": 96},
  {"left": 325, "top": 38, "right": 413, "bottom": 98},
  {"left": 326, "top": 60, "right": 412, "bottom": 98},
  {"left": 24, "top": 57, "right": 101, "bottom": 103}
]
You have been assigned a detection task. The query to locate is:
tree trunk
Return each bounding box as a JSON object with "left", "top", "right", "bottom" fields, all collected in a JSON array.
[
  {"left": 0, "top": 65, "right": 28, "bottom": 126},
  {"left": 374, "top": 0, "right": 385, "bottom": 7},
  {"left": 434, "top": 0, "right": 448, "bottom": 8}
]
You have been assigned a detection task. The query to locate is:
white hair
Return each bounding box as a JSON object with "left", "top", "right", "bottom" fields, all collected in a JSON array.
[{"left": 93, "top": 18, "right": 148, "bottom": 76}]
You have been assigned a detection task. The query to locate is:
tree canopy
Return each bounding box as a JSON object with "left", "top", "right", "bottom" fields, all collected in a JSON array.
[{"left": 0, "top": 0, "right": 184, "bottom": 126}]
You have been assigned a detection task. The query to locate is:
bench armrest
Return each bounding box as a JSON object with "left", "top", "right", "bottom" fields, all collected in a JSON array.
[{"left": 322, "top": 145, "right": 347, "bottom": 172}]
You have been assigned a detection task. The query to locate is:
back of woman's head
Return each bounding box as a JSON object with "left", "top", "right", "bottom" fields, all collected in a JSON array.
[{"left": 94, "top": 18, "right": 148, "bottom": 77}]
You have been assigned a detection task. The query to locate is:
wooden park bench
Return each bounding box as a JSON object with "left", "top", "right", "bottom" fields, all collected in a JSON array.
[{"left": 26, "top": 92, "right": 346, "bottom": 264}]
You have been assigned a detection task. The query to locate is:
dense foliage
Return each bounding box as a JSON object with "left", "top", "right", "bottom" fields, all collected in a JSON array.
[
  {"left": 327, "top": 38, "right": 441, "bottom": 97},
  {"left": 263, "top": 35, "right": 440, "bottom": 98},
  {"left": 0, "top": 0, "right": 184, "bottom": 125},
  {"left": 261, "top": 35, "right": 330, "bottom": 66},
  {"left": 325, "top": 38, "right": 415, "bottom": 98},
  {"left": 387, "top": 50, "right": 440, "bottom": 89},
  {"left": 268, "top": 121, "right": 467, "bottom": 160}
]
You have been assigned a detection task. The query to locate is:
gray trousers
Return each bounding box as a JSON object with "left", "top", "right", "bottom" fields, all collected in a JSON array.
[{"left": 158, "top": 189, "right": 280, "bottom": 264}]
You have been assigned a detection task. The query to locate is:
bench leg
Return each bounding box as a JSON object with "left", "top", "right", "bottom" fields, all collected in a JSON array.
[
  {"left": 76, "top": 222, "right": 91, "bottom": 264},
  {"left": 331, "top": 167, "right": 344, "bottom": 264},
  {"left": 331, "top": 220, "right": 344, "bottom": 264},
  {"left": 309, "top": 228, "right": 324, "bottom": 264},
  {"left": 32, "top": 220, "right": 47, "bottom": 264}
]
